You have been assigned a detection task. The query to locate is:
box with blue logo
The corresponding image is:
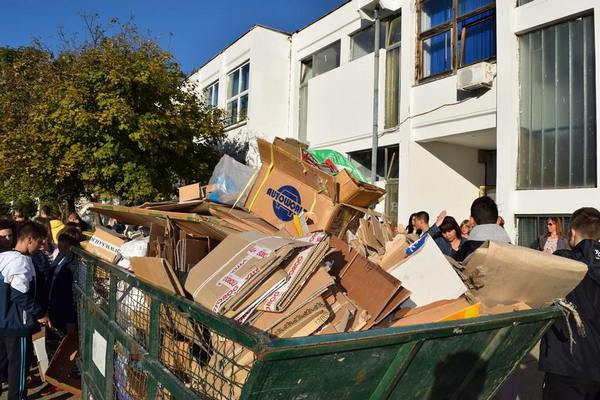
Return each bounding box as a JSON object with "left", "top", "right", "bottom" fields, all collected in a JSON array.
[{"left": 245, "top": 138, "right": 384, "bottom": 236}]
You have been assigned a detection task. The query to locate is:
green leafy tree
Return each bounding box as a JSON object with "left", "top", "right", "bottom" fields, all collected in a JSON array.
[{"left": 0, "top": 19, "right": 224, "bottom": 209}]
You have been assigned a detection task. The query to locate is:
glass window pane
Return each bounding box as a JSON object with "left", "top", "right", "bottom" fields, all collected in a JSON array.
[
  {"left": 458, "top": 0, "right": 494, "bottom": 16},
  {"left": 458, "top": 11, "right": 496, "bottom": 66},
  {"left": 239, "top": 94, "right": 248, "bottom": 121},
  {"left": 420, "top": 0, "right": 452, "bottom": 31},
  {"left": 584, "top": 15, "right": 597, "bottom": 187},
  {"left": 518, "top": 16, "right": 596, "bottom": 190},
  {"left": 517, "top": 0, "right": 535, "bottom": 5},
  {"left": 313, "top": 41, "right": 340, "bottom": 77},
  {"left": 228, "top": 69, "right": 240, "bottom": 98},
  {"left": 422, "top": 30, "right": 452, "bottom": 78},
  {"left": 300, "top": 59, "right": 313, "bottom": 84},
  {"left": 352, "top": 26, "right": 374, "bottom": 60},
  {"left": 387, "top": 16, "right": 401, "bottom": 47},
  {"left": 240, "top": 63, "right": 250, "bottom": 92},
  {"left": 228, "top": 100, "right": 238, "bottom": 124},
  {"left": 298, "top": 85, "right": 308, "bottom": 140},
  {"left": 385, "top": 47, "right": 400, "bottom": 128},
  {"left": 387, "top": 146, "right": 399, "bottom": 179},
  {"left": 542, "top": 26, "right": 556, "bottom": 188}
]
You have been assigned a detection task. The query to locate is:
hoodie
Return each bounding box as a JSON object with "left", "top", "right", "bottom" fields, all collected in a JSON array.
[
  {"left": 539, "top": 239, "right": 600, "bottom": 382},
  {"left": 0, "top": 251, "right": 43, "bottom": 336},
  {"left": 453, "top": 224, "right": 511, "bottom": 262}
]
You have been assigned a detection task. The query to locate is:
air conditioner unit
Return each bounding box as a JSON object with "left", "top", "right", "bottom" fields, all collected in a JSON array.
[{"left": 456, "top": 62, "right": 495, "bottom": 91}]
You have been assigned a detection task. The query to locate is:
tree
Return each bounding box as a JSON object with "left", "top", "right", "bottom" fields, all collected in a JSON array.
[{"left": 0, "top": 19, "right": 224, "bottom": 209}]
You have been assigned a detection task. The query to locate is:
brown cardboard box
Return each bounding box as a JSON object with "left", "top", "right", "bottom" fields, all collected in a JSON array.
[
  {"left": 184, "top": 231, "right": 311, "bottom": 314},
  {"left": 178, "top": 182, "right": 206, "bottom": 202},
  {"left": 245, "top": 139, "right": 384, "bottom": 235},
  {"left": 85, "top": 226, "right": 128, "bottom": 263},
  {"left": 130, "top": 257, "right": 185, "bottom": 296},
  {"left": 318, "top": 289, "right": 367, "bottom": 335},
  {"left": 464, "top": 241, "right": 588, "bottom": 308},
  {"left": 44, "top": 332, "right": 81, "bottom": 397},
  {"left": 329, "top": 236, "right": 411, "bottom": 328}
]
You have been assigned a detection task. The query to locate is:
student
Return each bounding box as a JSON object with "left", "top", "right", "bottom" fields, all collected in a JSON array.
[
  {"left": 67, "top": 211, "right": 88, "bottom": 232},
  {"left": 539, "top": 207, "right": 600, "bottom": 399},
  {"left": 435, "top": 216, "right": 466, "bottom": 257},
  {"left": 0, "top": 221, "right": 48, "bottom": 399},
  {"left": 413, "top": 210, "right": 447, "bottom": 238},
  {"left": 10, "top": 209, "right": 25, "bottom": 224},
  {"left": 47, "top": 227, "right": 81, "bottom": 334},
  {"left": 0, "top": 220, "right": 15, "bottom": 253},
  {"left": 453, "top": 196, "right": 510, "bottom": 262}
]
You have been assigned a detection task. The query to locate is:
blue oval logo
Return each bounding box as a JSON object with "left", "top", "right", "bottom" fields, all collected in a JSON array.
[{"left": 266, "top": 185, "right": 303, "bottom": 222}]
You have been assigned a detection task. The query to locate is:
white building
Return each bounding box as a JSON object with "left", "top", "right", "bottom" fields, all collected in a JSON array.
[{"left": 189, "top": 0, "right": 600, "bottom": 247}]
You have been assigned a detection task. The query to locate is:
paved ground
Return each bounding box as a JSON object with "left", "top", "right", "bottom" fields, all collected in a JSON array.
[{"left": 494, "top": 343, "right": 544, "bottom": 400}]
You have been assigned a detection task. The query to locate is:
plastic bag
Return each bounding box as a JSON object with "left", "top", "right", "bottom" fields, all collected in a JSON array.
[
  {"left": 207, "top": 155, "right": 256, "bottom": 206},
  {"left": 309, "top": 149, "right": 367, "bottom": 182},
  {"left": 117, "top": 236, "right": 149, "bottom": 270}
]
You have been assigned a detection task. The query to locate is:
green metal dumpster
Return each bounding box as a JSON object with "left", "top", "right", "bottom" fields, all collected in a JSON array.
[{"left": 74, "top": 248, "right": 561, "bottom": 400}]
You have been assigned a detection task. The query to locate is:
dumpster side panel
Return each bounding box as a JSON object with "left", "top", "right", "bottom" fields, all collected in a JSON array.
[{"left": 244, "top": 343, "right": 416, "bottom": 400}]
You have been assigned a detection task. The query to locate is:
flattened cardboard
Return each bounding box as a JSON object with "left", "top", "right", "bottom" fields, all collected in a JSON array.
[
  {"left": 329, "top": 236, "right": 410, "bottom": 327},
  {"left": 269, "top": 296, "right": 331, "bottom": 338},
  {"left": 131, "top": 257, "right": 185, "bottom": 296},
  {"left": 184, "top": 232, "right": 311, "bottom": 314},
  {"left": 379, "top": 235, "right": 409, "bottom": 271},
  {"left": 33, "top": 327, "right": 49, "bottom": 380},
  {"left": 464, "top": 241, "right": 588, "bottom": 308},
  {"left": 86, "top": 226, "right": 128, "bottom": 263},
  {"left": 389, "top": 235, "right": 467, "bottom": 306},
  {"left": 45, "top": 332, "right": 81, "bottom": 397},
  {"left": 390, "top": 298, "right": 480, "bottom": 327}
]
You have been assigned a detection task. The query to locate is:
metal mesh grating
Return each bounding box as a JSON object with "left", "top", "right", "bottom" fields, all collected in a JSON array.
[
  {"left": 114, "top": 340, "right": 148, "bottom": 400},
  {"left": 92, "top": 264, "right": 110, "bottom": 313},
  {"left": 116, "top": 280, "right": 150, "bottom": 349},
  {"left": 159, "top": 304, "right": 255, "bottom": 400}
]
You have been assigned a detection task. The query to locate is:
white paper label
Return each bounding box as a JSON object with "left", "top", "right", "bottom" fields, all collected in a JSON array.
[{"left": 92, "top": 330, "right": 107, "bottom": 377}]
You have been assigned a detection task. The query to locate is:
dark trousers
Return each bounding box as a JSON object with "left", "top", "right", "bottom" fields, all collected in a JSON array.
[
  {"left": 0, "top": 336, "right": 33, "bottom": 400},
  {"left": 543, "top": 372, "right": 600, "bottom": 400}
]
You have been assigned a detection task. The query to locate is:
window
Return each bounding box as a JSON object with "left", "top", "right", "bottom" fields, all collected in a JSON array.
[
  {"left": 298, "top": 41, "right": 341, "bottom": 140},
  {"left": 385, "top": 15, "right": 402, "bottom": 128},
  {"left": 348, "top": 146, "right": 400, "bottom": 224},
  {"left": 350, "top": 24, "right": 385, "bottom": 61},
  {"left": 517, "top": 0, "right": 535, "bottom": 5},
  {"left": 517, "top": 15, "right": 596, "bottom": 189},
  {"left": 418, "top": 0, "right": 496, "bottom": 81},
  {"left": 226, "top": 62, "right": 249, "bottom": 127},
  {"left": 204, "top": 81, "right": 219, "bottom": 108},
  {"left": 516, "top": 215, "right": 570, "bottom": 248}
]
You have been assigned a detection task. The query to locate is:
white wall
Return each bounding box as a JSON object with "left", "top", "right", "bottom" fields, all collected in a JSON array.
[{"left": 496, "top": 0, "right": 600, "bottom": 240}]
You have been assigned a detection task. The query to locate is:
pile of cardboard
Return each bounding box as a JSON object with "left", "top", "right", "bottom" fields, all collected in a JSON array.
[{"left": 81, "top": 137, "right": 590, "bottom": 398}]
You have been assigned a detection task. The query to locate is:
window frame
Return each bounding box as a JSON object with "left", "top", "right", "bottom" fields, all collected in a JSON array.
[
  {"left": 225, "top": 61, "right": 250, "bottom": 128},
  {"left": 416, "top": 0, "right": 496, "bottom": 83},
  {"left": 204, "top": 80, "right": 219, "bottom": 108}
]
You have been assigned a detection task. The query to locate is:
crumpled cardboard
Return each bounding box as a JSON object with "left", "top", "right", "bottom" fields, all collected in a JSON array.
[
  {"left": 131, "top": 257, "right": 185, "bottom": 296},
  {"left": 462, "top": 241, "right": 588, "bottom": 308},
  {"left": 329, "top": 236, "right": 411, "bottom": 328}
]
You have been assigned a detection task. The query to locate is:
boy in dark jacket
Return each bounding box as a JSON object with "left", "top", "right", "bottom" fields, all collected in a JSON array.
[
  {"left": 0, "top": 221, "right": 48, "bottom": 399},
  {"left": 539, "top": 207, "right": 600, "bottom": 399}
]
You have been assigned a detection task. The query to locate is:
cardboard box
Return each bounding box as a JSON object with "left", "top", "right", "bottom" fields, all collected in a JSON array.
[
  {"left": 184, "top": 231, "right": 311, "bottom": 314},
  {"left": 329, "top": 236, "right": 411, "bottom": 328},
  {"left": 32, "top": 327, "right": 49, "bottom": 380},
  {"left": 389, "top": 235, "right": 467, "bottom": 307},
  {"left": 44, "top": 332, "right": 81, "bottom": 397},
  {"left": 463, "top": 241, "right": 588, "bottom": 308},
  {"left": 85, "top": 226, "right": 128, "bottom": 263},
  {"left": 245, "top": 139, "right": 384, "bottom": 235},
  {"left": 130, "top": 257, "right": 185, "bottom": 296},
  {"left": 390, "top": 298, "right": 480, "bottom": 327},
  {"left": 178, "top": 182, "right": 206, "bottom": 202}
]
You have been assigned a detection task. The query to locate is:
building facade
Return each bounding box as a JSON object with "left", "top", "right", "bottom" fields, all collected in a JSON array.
[{"left": 189, "top": 0, "right": 600, "bottom": 247}]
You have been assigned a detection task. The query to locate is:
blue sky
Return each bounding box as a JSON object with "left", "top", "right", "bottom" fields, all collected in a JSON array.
[{"left": 2, "top": 0, "right": 345, "bottom": 74}]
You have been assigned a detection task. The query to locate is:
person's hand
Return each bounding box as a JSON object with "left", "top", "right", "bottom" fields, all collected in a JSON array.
[
  {"left": 37, "top": 315, "right": 49, "bottom": 326},
  {"left": 435, "top": 210, "right": 447, "bottom": 226}
]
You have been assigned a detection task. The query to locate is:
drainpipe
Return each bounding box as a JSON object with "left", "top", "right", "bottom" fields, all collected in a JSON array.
[{"left": 371, "top": 5, "right": 380, "bottom": 184}]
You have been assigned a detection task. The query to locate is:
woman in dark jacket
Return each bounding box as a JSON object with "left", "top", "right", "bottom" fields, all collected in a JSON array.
[
  {"left": 434, "top": 216, "right": 466, "bottom": 257},
  {"left": 538, "top": 217, "right": 570, "bottom": 253}
]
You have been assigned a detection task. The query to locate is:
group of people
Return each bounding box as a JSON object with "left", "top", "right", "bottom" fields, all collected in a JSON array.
[
  {"left": 407, "top": 196, "right": 511, "bottom": 261},
  {"left": 0, "top": 206, "right": 84, "bottom": 399},
  {"left": 410, "top": 196, "right": 600, "bottom": 399}
]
